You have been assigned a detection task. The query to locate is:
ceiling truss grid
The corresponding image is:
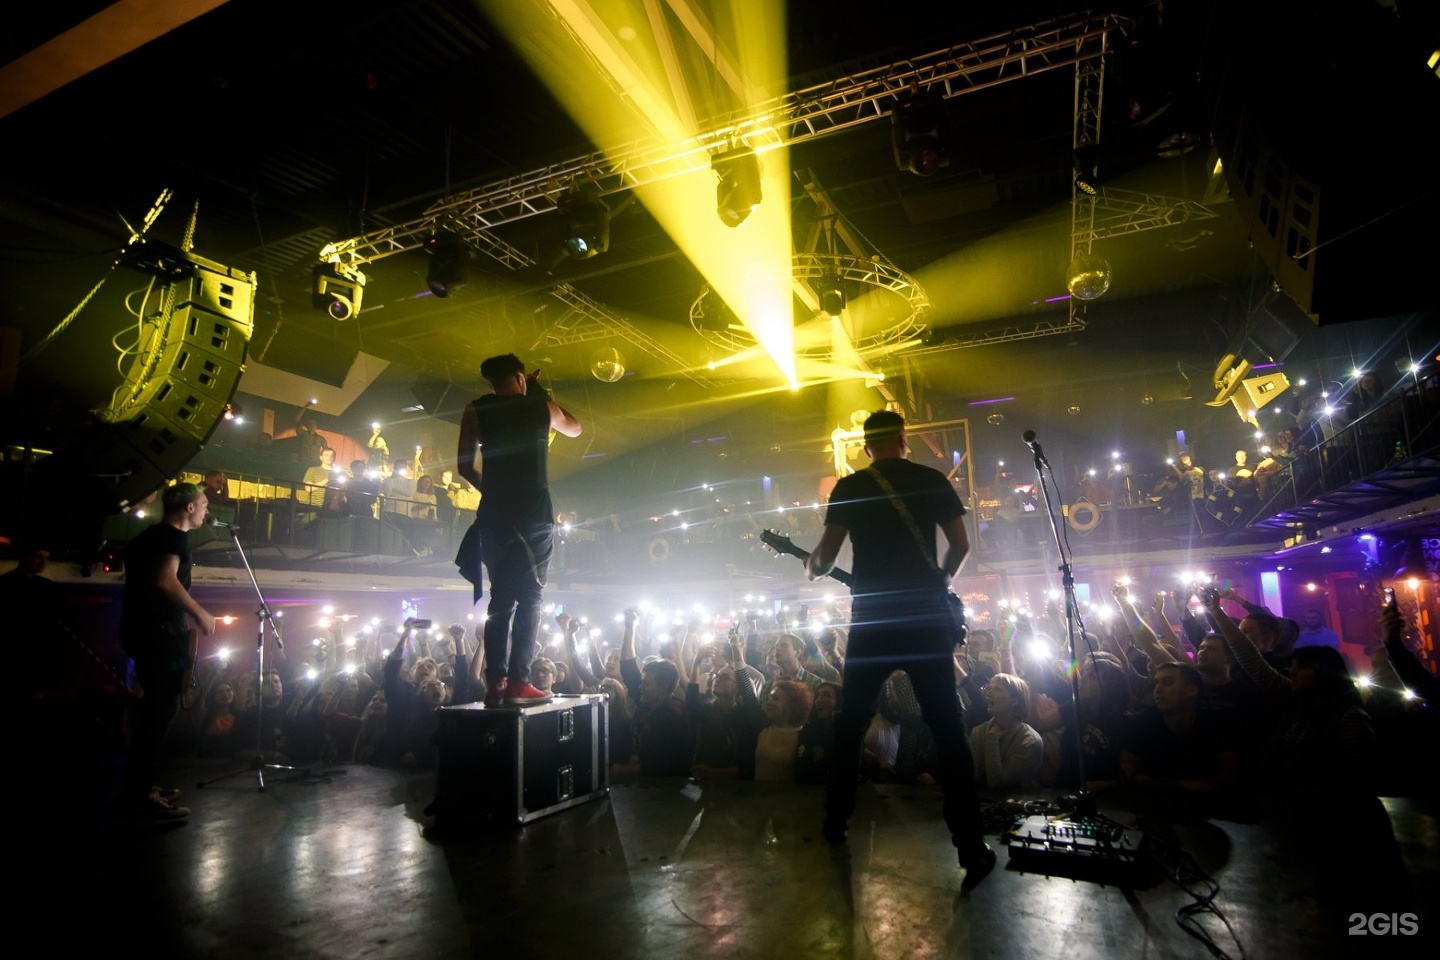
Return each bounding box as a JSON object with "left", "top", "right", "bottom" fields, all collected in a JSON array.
[{"left": 320, "top": 11, "right": 1130, "bottom": 268}]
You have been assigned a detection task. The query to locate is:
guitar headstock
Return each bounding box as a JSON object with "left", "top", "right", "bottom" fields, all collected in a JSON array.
[{"left": 759, "top": 528, "right": 803, "bottom": 560}]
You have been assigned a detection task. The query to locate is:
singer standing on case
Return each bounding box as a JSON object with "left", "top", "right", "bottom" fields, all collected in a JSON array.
[
  {"left": 457, "top": 354, "right": 582, "bottom": 706},
  {"left": 119, "top": 482, "right": 216, "bottom": 819},
  {"left": 803, "top": 410, "right": 994, "bottom": 880}
]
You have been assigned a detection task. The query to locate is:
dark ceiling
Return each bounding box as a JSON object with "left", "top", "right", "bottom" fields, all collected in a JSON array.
[{"left": 2, "top": 0, "right": 1437, "bottom": 515}]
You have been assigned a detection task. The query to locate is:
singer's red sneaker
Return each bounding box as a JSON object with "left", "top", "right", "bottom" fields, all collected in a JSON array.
[
  {"left": 503, "top": 681, "right": 553, "bottom": 705},
  {"left": 483, "top": 678, "right": 507, "bottom": 706}
]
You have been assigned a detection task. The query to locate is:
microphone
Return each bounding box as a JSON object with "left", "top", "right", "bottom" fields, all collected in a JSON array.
[
  {"left": 207, "top": 517, "right": 240, "bottom": 530},
  {"left": 1022, "top": 429, "right": 1048, "bottom": 465}
]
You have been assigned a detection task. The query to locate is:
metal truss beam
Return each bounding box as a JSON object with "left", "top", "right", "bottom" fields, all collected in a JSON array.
[
  {"left": 898, "top": 316, "right": 1086, "bottom": 355},
  {"left": 536, "top": 282, "right": 713, "bottom": 386},
  {"left": 320, "top": 11, "right": 1128, "bottom": 268},
  {"left": 1081, "top": 188, "right": 1222, "bottom": 242}
]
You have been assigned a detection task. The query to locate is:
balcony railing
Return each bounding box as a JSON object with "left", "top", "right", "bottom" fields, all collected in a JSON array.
[
  {"left": 1249, "top": 385, "right": 1440, "bottom": 531},
  {"left": 100, "top": 470, "right": 474, "bottom": 567}
]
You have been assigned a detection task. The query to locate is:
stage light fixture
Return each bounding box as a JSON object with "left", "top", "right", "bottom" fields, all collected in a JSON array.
[
  {"left": 712, "top": 146, "right": 762, "bottom": 227},
  {"left": 558, "top": 187, "right": 610, "bottom": 259},
  {"left": 1073, "top": 144, "right": 1102, "bottom": 195},
  {"left": 424, "top": 231, "right": 470, "bottom": 298},
  {"left": 312, "top": 261, "right": 366, "bottom": 320},
  {"left": 819, "top": 275, "right": 846, "bottom": 317},
  {"left": 891, "top": 92, "right": 951, "bottom": 176}
]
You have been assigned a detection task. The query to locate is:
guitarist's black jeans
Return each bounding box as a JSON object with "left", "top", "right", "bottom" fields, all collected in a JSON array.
[
  {"left": 121, "top": 650, "right": 185, "bottom": 807},
  {"left": 825, "top": 632, "right": 987, "bottom": 860}
]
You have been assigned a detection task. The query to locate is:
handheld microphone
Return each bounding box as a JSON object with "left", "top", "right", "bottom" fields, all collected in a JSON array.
[
  {"left": 208, "top": 517, "right": 240, "bottom": 530},
  {"left": 1022, "top": 429, "right": 1048, "bottom": 465}
]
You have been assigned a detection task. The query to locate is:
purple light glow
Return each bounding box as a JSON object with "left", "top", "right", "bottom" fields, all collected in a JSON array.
[
  {"left": 968, "top": 397, "right": 1016, "bottom": 406},
  {"left": 1043, "top": 294, "right": 1072, "bottom": 303}
]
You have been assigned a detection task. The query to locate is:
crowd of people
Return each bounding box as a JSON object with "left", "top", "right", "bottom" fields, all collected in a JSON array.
[{"left": 154, "top": 582, "right": 1434, "bottom": 816}]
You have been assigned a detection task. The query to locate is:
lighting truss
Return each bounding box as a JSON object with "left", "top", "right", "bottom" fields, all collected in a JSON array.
[
  {"left": 688, "top": 253, "right": 930, "bottom": 357},
  {"left": 898, "top": 317, "right": 1088, "bottom": 355},
  {"left": 318, "top": 10, "right": 1130, "bottom": 270},
  {"left": 1077, "top": 188, "right": 1222, "bottom": 243},
  {"left": 536, "top": 283, "right": 713, "bottom": 387}
]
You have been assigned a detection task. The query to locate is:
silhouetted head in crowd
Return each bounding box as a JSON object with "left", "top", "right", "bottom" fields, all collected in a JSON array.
[
  {"left": 1152, "top": 662, "right": 1204, "bottom": 718},
  {"left": 1195, "top": 634, "right": 1235, "bottom": 681},
  {"left": 765, "top": 679, "right": 813, "bottom": 728},
  {"left": 813, "top": 682, "right": 842, "bottom": 722},
  {"left": 983, "top": 673, "right": 1032, "bottom": 726},
  {"left": 640, "top": 659, "right": 680, "bottom": 705},
  {"left": 1240, "top": 612, "right": 1284, "bottom": 653},
  {"left": 530, "top": 657, "right": 556, "bottom": 692},
  {"left": 1290, "top": 645, "right": 1361, "bottom": 709}
]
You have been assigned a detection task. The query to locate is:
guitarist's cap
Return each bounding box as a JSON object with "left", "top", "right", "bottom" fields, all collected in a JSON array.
[{"left": 863, "top": 409, "right": 905, "bottom": 448}]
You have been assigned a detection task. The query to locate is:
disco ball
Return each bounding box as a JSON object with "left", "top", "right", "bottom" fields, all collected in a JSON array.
[
  {"left": 590, "top": 347, "right": 625, "bottom": 383},
  {"left": 1066, "top": 252, "right": 1112, "bottom": 301},
  {"left": 1067, "top": 403, "right": 1082, "bottom": 416},
  {"left": 986, "top": 412, "right": 1005, "bottom": 426},
  {"left": 1141, "top": 394, "right": 1155, "bottom": 405}
]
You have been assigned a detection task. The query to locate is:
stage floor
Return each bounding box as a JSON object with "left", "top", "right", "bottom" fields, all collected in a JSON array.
[{"left": 41, "top": 756, "right": 1438, "bottom": 960}]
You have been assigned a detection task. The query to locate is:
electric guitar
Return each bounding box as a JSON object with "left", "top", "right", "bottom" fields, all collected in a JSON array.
[
  {"left": 759, "top": 529, "right": 853, "bottom": 588},
  {"left": 759, "top": 530, "right": 967, "bottom": 643}
]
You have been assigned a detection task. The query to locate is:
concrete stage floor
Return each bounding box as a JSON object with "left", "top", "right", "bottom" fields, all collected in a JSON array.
[{"left": 38, "top": 756, "right": 1438, "bottom": 960}]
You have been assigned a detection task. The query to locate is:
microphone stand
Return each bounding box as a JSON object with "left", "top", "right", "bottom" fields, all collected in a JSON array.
[
  {"left": 1026, "top": 436, "right": 1097, "bottom": 818},
  {"left": 197, "top": 523, "right": 310, "bottom": 792}
]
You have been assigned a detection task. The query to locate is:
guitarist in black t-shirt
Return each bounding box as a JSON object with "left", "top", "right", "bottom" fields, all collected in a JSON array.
[
  {"left": 801, "top": 410, "right": 996, "bottom": 884},
  {"left": 119, "top": 482, "right": 216, "bottom": 820}
]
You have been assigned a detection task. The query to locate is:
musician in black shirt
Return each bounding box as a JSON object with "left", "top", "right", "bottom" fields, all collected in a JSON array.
[
  {"left": 804, "top": 410, "right": 994, "bottom": 881},
  {"left": 119, "top": 483, "right": 216, "bottom": 819},
  {"left": 456, "top": 354, "right": 581, "bottom": 705}
]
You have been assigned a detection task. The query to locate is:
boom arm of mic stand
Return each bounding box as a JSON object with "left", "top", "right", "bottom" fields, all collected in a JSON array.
[{"left": 224, "top": 526, "right": 284, "bottom": 651}]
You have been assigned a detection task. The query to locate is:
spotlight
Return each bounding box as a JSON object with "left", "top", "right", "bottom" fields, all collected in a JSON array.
[
  {"left": 818, "top": 275, "right": 846, "bottom": 317},
  {"left": 712, "top": 146, "right": 762, "bottom": 228},
  {"left": 558, "top": 186, "right": 610, "bottom": 259},
  {"left": 891, "top": 92, "right": 951, "bottom": 176},
  {"left": 424, "top": 231, "right": 470, "bottom": 298},
  {"left": 312, "top": 261, "right": 366, "bottom": 320},
  {"left": 1073, "top": 144, "right": 1102, "bottom": 195}
]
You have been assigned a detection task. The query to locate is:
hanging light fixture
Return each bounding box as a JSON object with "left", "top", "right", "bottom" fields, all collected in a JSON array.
[
  {"left": 891, "top": 92, "right": 951, "bottom": 176},
  {"left": 712, "top": 145, "right": 762, "bottom": 227},
  {"left": 312, "top": 261, "right": 366, "bottom": 320},
  {"left": 558, "top": 186, "right": 610, "bottom": 259},
  {"left": 424, "top": 231, "right": 470, "bottom": 298}
]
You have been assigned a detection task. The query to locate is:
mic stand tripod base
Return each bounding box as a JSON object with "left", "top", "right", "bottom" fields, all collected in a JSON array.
[{"left": 196, "top": 753, "right": 312, "bottom": 793}]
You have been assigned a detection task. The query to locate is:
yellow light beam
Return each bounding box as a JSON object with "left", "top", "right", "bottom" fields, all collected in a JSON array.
[{"left": 483, "top": 0, "right": 797, "bottom": 384}]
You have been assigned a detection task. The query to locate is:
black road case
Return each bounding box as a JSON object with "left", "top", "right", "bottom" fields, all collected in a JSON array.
[{"left": 429, "top": 694, "right": 609, "bottom": 828}]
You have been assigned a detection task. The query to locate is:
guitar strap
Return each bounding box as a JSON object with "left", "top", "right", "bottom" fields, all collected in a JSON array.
[
  {"left": 864, "top": 466, "right": 968, "bottom": 645},
  {"left": 863, "top": 465, "right": 947, "bottom": 586}
]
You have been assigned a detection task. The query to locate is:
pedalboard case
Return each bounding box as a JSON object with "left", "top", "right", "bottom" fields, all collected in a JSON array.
[{"left": 429, "top": 693, "right": 609, "bottom": 828}]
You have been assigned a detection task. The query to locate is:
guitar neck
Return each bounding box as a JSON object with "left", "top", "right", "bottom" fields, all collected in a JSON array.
[
  {"left": 818, "top": 565, "right": 854, "bottom": 588},
  {"left": 760, "top": 531, "right": 854, "bottom": 587}
]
